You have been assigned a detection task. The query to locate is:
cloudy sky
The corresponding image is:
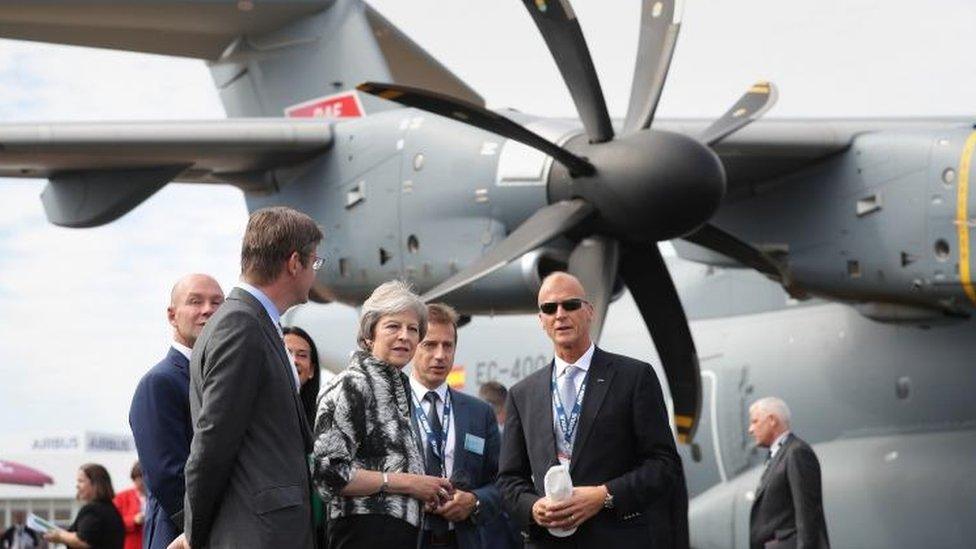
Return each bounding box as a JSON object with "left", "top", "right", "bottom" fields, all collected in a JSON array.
[{"left": 1, "top": 0, "right": 975, "bottom": 438}]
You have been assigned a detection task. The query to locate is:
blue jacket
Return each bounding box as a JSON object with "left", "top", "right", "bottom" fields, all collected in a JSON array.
[
  {"left": 129, "top": 347, "right": 191, "bottom": 549},
  {"left": 441, "top": 389, "right": 504, "bottom": 549}
]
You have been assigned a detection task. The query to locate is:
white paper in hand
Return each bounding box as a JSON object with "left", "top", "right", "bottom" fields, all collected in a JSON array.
[
  {"left": 543, "top": 464, "right": 576, "bottom": 537},
  {"left": 26, "top": 512, "right": 58, "bottom": 533}
]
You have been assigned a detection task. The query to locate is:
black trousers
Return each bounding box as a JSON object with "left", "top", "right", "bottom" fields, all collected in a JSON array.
[{"left": 330, "top": 514, "right": 418, "bottom": 549}]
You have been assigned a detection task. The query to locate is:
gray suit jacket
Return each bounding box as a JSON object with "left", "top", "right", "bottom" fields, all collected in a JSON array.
[
  {"left": 750, "top": 434, "right": 829, "bottom": 549},
  {"left": 184, "top": 288, "right": 314, "bottom": 548}
]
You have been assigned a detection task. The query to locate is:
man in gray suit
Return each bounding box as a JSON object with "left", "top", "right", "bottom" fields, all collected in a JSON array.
[
  {"left": 171, "top": 206, "right": 324, "bottom": 549},
  {"left": 749, "top": 397, "right": 829, "bottom": 549}
]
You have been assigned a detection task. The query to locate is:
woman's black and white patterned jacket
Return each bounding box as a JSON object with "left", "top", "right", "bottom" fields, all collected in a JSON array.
[{"left": 311, "top": 350, "right": 425, "bottom": 527}]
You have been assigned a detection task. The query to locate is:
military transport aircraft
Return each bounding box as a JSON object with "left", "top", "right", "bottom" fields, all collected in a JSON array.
[{"left": 0, "top": 0, "right": 973, "bottom": 546}]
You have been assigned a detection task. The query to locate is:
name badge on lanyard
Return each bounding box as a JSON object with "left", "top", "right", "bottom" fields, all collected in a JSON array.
[
  {"left": 413, "top": 389, "right": 452, "bottom": 466},
  {"left": 551, "top": 367, "right": 587, "bottom": 459}
]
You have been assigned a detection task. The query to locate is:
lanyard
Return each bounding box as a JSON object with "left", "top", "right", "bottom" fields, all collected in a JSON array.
[
  {"left": 412, "top": 388, "right": 452, "bottom": 462},
  {"left": 551, "top": 366, "right": 588, "bottom": 448}
]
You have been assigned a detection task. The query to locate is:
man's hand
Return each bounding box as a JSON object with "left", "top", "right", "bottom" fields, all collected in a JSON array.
[
  {"left": 531, "top": 497, "right": 558, "bottom": 527},
  {"left": 134, "top": 512, "right": 145, "bottom": 525},
  {"left": 434, "top": 490, "right": 478, "bottom": 522},
  {"left": 166, "top": 533, "right": 190, "bottom": 549},
  {"left": 543, "top": 485, "right": 608, "bottom": 530}
]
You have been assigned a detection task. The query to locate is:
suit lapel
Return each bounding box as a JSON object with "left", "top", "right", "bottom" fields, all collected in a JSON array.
[
  {"left": 531, "top": 362, "right": 559, "bottom": 483},
  {"left": 755, "top": 433, "right": 793, "bottom": 499},
  {"left": 231, "top": 288, "right": 312, "bottom": 450},
  {"left": 450, "top": 389, "right": 468, "bottom": 475},
  {"left": 570, "top": 348, "right": 615, "bottom": 475}
]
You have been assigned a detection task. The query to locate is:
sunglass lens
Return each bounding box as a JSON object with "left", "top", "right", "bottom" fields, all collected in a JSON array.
[
  {"left": 563, "top": 298, "right": 583, "bottom": 311},
  {"left": 540, "top": 302, "right": 558, "bottom": 315}
]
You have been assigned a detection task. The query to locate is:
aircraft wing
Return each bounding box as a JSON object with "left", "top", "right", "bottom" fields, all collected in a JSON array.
[{"left": 0, "top": 118, "right": 332, "bottom": 227}]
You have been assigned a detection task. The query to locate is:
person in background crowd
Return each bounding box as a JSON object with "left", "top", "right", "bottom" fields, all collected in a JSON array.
[
  {"left": 748, "top": 397, "right": 829, "bottom": 549},
  {"left": 476, "top": 381, "right": 521, "bottom": 549},
  {"left": 112, "top": 462, "right": 146, "bottom": 549},
  {"left": 175, "top": 207, "right": 323, "bottom": 549},
  {"left": 1, "top": 511, "right": 40, "bottom": 548},
  {"left": 478, "top": 381, "right": 508, "bottom": 434},
  {"left": 282, "top": 325, "right": 327, "bottom": 549},
  {"left": 409, "top": 303, "right": 503, "bottom": 549},
  {"left": 313, "top": 280, "right": 454, "bottom": 549},
  {"left": 45, "top": 464, "right": 125, "bottom": 549},
  {"left": 129, "top": 273, "right": 223, "bottom": 549},
  {"left": 497, "top": 272, "right": 683, "bottom": 548}
]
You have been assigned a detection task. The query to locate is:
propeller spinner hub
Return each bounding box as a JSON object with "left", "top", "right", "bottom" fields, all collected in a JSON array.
[{"left": 549, "top": 130, "right": 726, "bottom": 242}]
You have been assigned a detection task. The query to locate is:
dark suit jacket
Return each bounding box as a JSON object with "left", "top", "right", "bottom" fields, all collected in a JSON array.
[
  {"left": 183, "top": 288, "right": 314, "bottom": 548},
  {"left": 440, "top": 389, "right": 504, "bottom": 549},
  {"left": 497, "top": 347, "right": 681, "bottom": 549},
  {"left": 750, "top": 434, "right": 829, "bottom": 549},
  {"left": 129, "top": 346, "right": 191, "bottom": 549}
]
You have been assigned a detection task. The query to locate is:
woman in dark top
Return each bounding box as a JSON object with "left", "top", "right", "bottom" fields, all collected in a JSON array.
[
  {"left": 312, "top": 280, "right": 455, "bottom": 548},
  {"left": 45, "top": 463, "right": 125, "bottom": 549},
  {"left": 283, "top": 325, "right": 327, "bottom": 549}
]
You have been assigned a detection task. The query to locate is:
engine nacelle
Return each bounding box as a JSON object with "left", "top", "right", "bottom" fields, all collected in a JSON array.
[{"left": 704, "top": 126, "right": 976, "bottom": 324}]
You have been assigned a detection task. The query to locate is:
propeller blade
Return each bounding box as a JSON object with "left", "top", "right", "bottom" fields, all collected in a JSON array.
[
  {"left": 621, "top": 0, "right": 683, "bottom": 134},
  {"left": 422, "top": 199, "right": 594, "bottom": 302},
  {"left": 520, "top": 0, "right": 614, "bottom": 143},
  {"left": 567, "top": 236, "right": 620, "bottom": 343},
  {"left": 700, "top": 81, "right": 778, "bottom": 147},
  {"left": 682, "top": 223, "right": 793, "bottom": 287},
  {"left": 358, "top": 82, "right": 595, "bottom": 176},
  {"left": 619, "top": 243, "right": 700, "bottom": 443}
]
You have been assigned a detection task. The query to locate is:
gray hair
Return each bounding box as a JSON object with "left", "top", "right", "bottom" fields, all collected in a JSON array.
[
  {"left": 357, "top": 280, "right": 428, "bottom": 351},
  {"left": 750, "top": 397, "right": 792, "bottom": 427}
]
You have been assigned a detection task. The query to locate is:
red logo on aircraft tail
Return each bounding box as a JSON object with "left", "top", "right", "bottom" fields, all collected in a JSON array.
[{"left": 285, "top": 91, "right": 365, "bottom": 119}]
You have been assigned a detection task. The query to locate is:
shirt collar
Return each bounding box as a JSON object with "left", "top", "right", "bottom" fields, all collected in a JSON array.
[
  {"left": 408, "top": 374, "right": 449, "bottom": 403},
  {"left": 171, "top": 341, "right": 192, "bottom": 361},
  {"left": 770, "top": 430, "right": 791, "bottom": 457},
  {"left": 237, "top": 281, "right": 281, "bottom": 331},
  {"left": 553, "top": 343, "right": 595, "bottom": 378}
]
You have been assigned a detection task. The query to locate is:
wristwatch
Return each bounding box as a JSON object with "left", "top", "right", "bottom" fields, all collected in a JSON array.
[
  {"left": 472, "top": 495, "right": 482, "bottom": 518},
  {"left": 379, "top": 472, "right": 390, "bottom": 495},
  {"left": 603, "top": 490, "right": 615, "bottom": 510}
]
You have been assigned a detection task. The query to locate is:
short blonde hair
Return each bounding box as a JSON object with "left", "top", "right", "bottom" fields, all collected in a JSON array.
[{"left": 357, "top": 280, "right": 428, "bottom": 350}]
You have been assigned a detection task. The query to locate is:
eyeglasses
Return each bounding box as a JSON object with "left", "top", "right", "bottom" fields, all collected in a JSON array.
[
  {"left": 311, "top": 256, "right": 325, "bottom": 271},
  {"left": 539, "top": 298, "right": 586, "bottom": 315}
]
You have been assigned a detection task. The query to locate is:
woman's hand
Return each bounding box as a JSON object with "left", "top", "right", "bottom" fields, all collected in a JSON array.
[
  {"left": 393, "top": 473, "right": 453, "bottom": 507},
  {"left": 43, "top": 529, "right": 64, "bottom": 544}
]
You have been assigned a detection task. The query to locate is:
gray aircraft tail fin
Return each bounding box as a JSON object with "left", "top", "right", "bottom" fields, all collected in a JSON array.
[{"left": 0, "top": 0, "right": 482, "bottom": 117}]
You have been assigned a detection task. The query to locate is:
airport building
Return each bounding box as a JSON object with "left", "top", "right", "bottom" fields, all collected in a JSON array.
[{"left": 0, "top": 431, "right": 138, "bottom": 531}]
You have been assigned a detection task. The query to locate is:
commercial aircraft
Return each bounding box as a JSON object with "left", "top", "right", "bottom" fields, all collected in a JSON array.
[{"left": 0, "top": 1, "right": 973, "bottom": 546}]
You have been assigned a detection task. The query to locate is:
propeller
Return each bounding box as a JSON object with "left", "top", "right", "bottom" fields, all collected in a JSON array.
[{"left": 359, "top": 0, "right": 780, "bottom": 443}]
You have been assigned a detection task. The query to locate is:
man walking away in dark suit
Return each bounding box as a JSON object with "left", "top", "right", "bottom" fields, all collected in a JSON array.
[
  {"left": 748, "top": 397, "right": 829, "bottom": 549},
  {"left": 171, "top": 206, "right": 323, "bottom": 549},
  {"left": 409, "top": 303, "right": 504, "bottom": 549},
  {"left": 130, "top": 273, "right": 223, "bottom": 549},
  {"left": 497, "top": 272, "right": 684, "bottom": 549}
]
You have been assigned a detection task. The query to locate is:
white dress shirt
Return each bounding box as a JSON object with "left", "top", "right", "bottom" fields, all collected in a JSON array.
[
  {"left": 171, "top": 340, "right": 192, "bottom": 362},
  {"left": 408, "top": 376, "right": 456, "bottom": 478},
  {"left": 769, "top": 430, "right": 792, "bottom": 460},
  {"left": 552, "top": 343, "right": 595, "bottom": 464}
]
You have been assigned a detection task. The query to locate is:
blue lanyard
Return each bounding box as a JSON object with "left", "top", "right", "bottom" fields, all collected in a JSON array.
[
  {"left": 551, "top": 366, "right": 587, "bottom": 447},
  {"left": 412, "top": 388, "right": 452, "bottom": 461}
]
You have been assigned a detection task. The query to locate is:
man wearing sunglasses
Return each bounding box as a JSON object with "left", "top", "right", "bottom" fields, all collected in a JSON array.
[{"left": 497, "top": 272, "right": 682, "bottom": 548}]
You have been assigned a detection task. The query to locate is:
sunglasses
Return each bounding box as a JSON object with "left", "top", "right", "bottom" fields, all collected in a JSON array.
[{"left": 539, "top": 298, "right": 587, "bottom": 315}]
